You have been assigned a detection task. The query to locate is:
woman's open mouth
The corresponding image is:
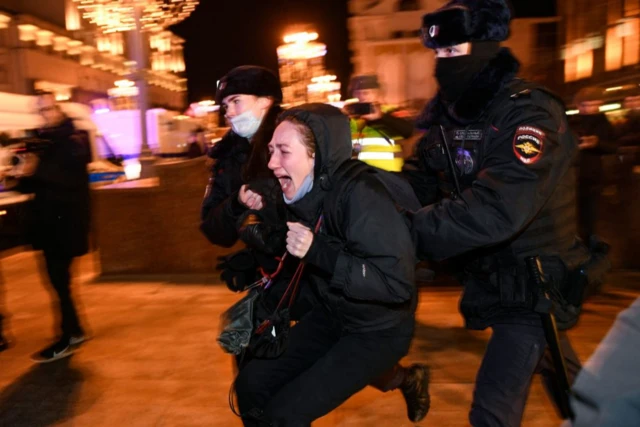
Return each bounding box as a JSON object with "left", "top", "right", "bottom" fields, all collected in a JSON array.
[{"left": 277, "top": 175, "right": 292, "bottom": 193}]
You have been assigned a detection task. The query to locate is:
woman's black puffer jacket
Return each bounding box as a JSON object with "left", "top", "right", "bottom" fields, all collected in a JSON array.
[{"left": 268, "top": 104, "right": 417, "bottom": 332}]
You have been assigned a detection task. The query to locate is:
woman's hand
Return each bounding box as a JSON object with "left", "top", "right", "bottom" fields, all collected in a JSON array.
[
  {"left": 286, "top": 222, "right": 314, "bottom": 259},
  {"left": 238, "top": 184, "right": 264, "bottom": 210}
]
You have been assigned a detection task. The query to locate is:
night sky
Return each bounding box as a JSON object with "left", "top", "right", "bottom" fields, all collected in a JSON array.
[{"left": 172, "top": 0, "right": 556, "bottom": 104}]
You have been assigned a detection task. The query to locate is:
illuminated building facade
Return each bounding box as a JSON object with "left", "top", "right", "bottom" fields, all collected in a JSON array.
[
  {"left": 307, "top": 75, "right": 341, "bottom": 104},
  {"left": 277, "top": 30, "right": 329, "bottom": 105},
  {"left": 561, "top": 0, "right": 640, "bottom": 102},
  {"left": 0, "top": 0, "right": 187, "bottom": 110},
  {"left": 348, "top": 0, "right": 562, "bottom": 107}
]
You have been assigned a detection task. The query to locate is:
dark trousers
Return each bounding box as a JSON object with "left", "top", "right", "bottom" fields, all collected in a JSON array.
[
  {"left": 469, "top": 323, "right": 581, "bottom": 427},
  {"left": 43, "top": 251, "right": 82, "bottom": 339},
  {"left": 235, "top": 305, "right": 414, "bottom": 426}
]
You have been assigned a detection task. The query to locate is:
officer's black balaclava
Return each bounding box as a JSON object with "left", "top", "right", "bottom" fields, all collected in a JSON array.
[{"left": 435, "top": 41, "right": 500, "bottom": 103}]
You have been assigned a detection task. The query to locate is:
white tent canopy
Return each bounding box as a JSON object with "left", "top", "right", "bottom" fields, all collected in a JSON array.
[
  {"left": 0, "top": 92, "right": 42, "bottom": 136},
  {"left": 0, "top": 112, "right": 42, "bottom": 134}
]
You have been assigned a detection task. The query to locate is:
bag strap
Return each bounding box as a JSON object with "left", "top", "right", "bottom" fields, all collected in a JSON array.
[
  {"left": 254, "top": 216, "right": 323, "bottom": 335},
  {"left": 283, "top": 215, "right": 323, "bottom": 309}
]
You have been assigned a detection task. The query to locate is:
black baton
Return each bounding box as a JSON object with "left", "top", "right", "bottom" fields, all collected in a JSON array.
[{"left": 525, "top": 256, "right": 575, "bottom": 420}]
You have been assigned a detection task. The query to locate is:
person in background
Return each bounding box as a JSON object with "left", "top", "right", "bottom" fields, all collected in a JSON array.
[
  {"left": 617, "top": 94, "right": 640, "bottom": 156},
  {"left": 346, "top": 74, "right": 416, "bottom": 171},
  {"left": 16, "top": 91, "right": 91, "bottom": 363},
  {"left": 568, "top": 87, "right": 617, "bottom": 245}
]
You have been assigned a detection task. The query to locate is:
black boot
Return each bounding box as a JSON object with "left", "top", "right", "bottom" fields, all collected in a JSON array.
[{"left": 400, "top": 364, "right": 431, "bottom": 422}]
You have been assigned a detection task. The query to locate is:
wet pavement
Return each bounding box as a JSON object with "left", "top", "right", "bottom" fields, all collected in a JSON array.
[{"left": 1, "top": 250, "right": 638, "bottom": 426}]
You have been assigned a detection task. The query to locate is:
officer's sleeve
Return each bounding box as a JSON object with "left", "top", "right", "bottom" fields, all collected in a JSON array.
[
  {"left": 372, "top": 113, "right": 415, "bottom": 139},
  {"left": 412, "top": 102, "right": 576, "bottom": 261},
  {"left": 199, "top": 173, "right": 246, "bottom": 248},
  {"left": 401, "top": 136, "right": 439, "bottom": 207}
]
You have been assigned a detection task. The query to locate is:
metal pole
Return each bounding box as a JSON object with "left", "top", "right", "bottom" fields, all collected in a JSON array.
[{"left": 131, "top": 2, "right": 150, "bottom": 157}]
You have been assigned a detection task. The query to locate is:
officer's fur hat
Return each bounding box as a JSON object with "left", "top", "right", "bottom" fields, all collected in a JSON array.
[
  {"left": 216, "top": 66, "right": 283, "bottom": 104},
  {"left": 421, "top": 0, "right": 511, "bottom": 49}
]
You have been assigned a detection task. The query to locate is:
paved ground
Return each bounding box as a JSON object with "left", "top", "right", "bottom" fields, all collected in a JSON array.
[{"left": 0, "top": 250, "right": 638, "bottom": 426}]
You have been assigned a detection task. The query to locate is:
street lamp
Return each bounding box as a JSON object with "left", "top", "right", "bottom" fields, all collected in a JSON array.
[
  {"left": 72, "top": 0, "right": 198, "bottom": 174},
  {"left": 277, "top": 30, "right": 328, "bottom": 105}
]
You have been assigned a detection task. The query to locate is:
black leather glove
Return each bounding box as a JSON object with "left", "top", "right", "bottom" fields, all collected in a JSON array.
[
  {"left": 216, "top": 249, "right": 258, "bottom": 292},
  {"left": 238, "top": 212, "right": 286, "bottom": 255}
]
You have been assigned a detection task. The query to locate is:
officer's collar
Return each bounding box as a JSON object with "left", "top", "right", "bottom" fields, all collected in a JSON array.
[
  {"left": 208, "top": 130, "right": 250, "bottom": 160},
  {"left": 417, "top": 48, "right": 520, "bottom": 128}
]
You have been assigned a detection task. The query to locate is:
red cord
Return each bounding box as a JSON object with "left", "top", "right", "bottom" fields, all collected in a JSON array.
[
  {"left": 259, "top": 252, "right": 288, "bottom": 280},
  {"left": 254, "top": 216, "right": 323, "bottom": 336}
]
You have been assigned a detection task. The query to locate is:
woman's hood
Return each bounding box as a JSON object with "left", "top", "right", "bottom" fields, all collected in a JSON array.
[{"left": 278, "top": 103, "right": 352, "bottom": 189}]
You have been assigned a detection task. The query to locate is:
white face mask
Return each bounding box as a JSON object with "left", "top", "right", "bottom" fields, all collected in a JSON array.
[
  {"left": 229, "top": 110, "right": 262, "bottom": 139},
  {"left": 283, "top": 170, "right": 314, "bottom": 205}
]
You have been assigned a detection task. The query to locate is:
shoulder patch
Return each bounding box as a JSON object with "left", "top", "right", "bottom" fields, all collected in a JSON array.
[{"left": 513, "top": 126, "right": 544, "bottom": 164}]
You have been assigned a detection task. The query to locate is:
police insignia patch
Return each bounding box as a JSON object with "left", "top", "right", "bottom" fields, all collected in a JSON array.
[
  {"left": 513, "top": 126, "right": 544, "bottom": 164},
  {"left": 455, "top": 147, "right": 475, "bottom": 175}
]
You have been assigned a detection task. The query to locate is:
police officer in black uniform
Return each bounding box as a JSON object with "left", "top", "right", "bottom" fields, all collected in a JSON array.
[
  {"left": 200, "top": 66, "right": 284, "bottom": 249},
  {"left": 404, "top": 1, "right": 590, "bottom": 425},
  {"left": 200, "top": 66, "right": 289, "bottom": 298}
]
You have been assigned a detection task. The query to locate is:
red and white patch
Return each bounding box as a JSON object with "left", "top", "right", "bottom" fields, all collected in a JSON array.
[{"left": 513, "top": 126, "right": 545, "bottom": 164}]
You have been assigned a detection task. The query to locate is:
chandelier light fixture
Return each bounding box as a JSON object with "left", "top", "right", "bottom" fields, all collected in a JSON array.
[
  {"left": 278, "top": 31, "right": 327, "bottom": 60},
  {"left": 73, "top": 0, "right": 199, "bottom": 33},
  {"left": 72, "top": 0, "right": 195, "bottom": 163}
]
